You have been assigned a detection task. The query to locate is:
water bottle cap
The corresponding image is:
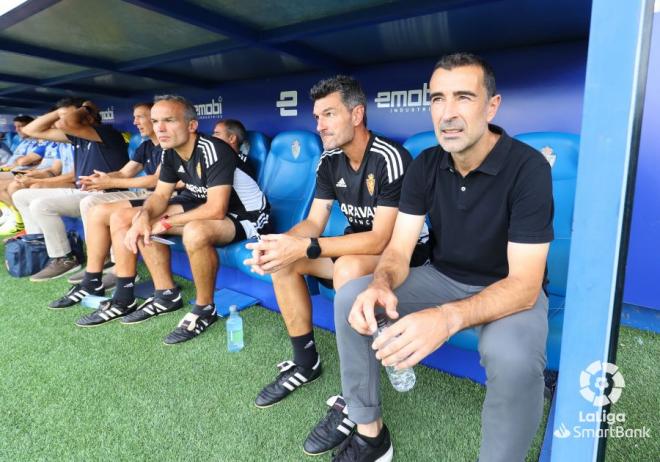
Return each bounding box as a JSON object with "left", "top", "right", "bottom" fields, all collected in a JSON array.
[{"left": 229, "top": 304, "right": 238, "bottom": 313}]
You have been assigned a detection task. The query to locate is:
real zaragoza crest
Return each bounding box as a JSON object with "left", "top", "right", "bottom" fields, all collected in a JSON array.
[
  {"left": 196, "top": 162, "right": 202, "bottom": 178},
  {"left": 366, "top": 173, "right": 375, "bottom": 196}
]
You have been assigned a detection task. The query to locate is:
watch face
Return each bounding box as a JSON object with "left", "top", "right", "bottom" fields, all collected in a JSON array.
[{"left": 307, "top": 239, "right": 321, "bottom": 259}]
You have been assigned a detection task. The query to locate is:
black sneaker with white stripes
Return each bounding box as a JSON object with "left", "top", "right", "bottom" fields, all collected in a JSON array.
[
  {"left": 254, "top": 357, "right": 322, "bottom": 408},
  {"left": 304, "top": 395, "right": 355, "bottom": 456},
  {"left": 163, "top": 310, "right": 217, "bottom": 345},
  {"left": 48, "top": 283, "right": 105, "bottom": 309},
  {"left": 75, "top": 299, "right": 138, "bottom": 327},
  {"left": 121, "top": 293, "right": 183, "bottom": 324}
]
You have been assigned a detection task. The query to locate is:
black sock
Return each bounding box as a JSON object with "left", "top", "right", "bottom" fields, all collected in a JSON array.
[
  {"left": 82, "top": 271, "right": 102, "bottom": 289},
  {"left": 192, "top": 303, "right": 214, "bottom": 317},
  {"left": 113, "top": 276, "right": 136, "bottom": 304},
  {"left": 155, "top": 287, "right": 179, "bottom": 300},
  {"left": 291, "top": 331, "right": 318, "bottom": 369},
  {"left": 358, "top": 428, "right": 385, "bottom": 447}
]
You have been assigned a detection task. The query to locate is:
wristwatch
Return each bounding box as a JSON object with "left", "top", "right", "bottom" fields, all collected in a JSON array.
[{"left": 306, "top": 237, "right": 321, "bottom": 259}]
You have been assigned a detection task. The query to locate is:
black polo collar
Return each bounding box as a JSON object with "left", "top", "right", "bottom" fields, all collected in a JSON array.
[{"left": 438, "top": 124, "right": 511, "bottom": 176}]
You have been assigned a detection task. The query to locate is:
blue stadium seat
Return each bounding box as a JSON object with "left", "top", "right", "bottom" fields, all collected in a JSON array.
[
  {"left": 446, "top": 132, "right": 579, "bottom": 371},
  {"left": 245, "top": 131, "right": 270, "bottom": 185},
  {"left": 10, "top": 134, "right": 21, "bottom": 152},
  {"left": 402, "top": 130, "right": 437, "bottom": 158},
  {"left": 128, "top": 133, "right": 144, "bottom": 160},
  {"left": 233, "top": 130, "right": 322, "bottom": 281}
]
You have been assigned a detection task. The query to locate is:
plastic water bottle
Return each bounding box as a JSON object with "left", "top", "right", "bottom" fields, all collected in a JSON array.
[
  {"left": 226, "top": 305, "right": 244, "bottom": 352},
  {"left": 373, "top": 313, "right": 416, "bottom": 392}
]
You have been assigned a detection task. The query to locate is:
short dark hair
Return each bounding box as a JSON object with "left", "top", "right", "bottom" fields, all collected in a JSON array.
[
  {"left": 154, "top": 95, "right": 197, "bottom": 122},
  {"left": 133, "top": 102, "right": 153, "bottom": 110},
  {"left": 217, "top": 119, "right": 246, "bottom": 147},
  {"left": 433, "top": 53, "right": 497, "bottom": 98},
  {"left": 309, "top": 75, "right": 367, "bottom": 125},
  {"left": 13, "top": 115, "right": 34, "bottom": 125},
  {"left": 55, "top": 97, "right": 85, "bottom": 109}
]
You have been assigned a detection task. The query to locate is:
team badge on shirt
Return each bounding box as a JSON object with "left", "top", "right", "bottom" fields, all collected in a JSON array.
[
  {"left": 196, "top": 162, "right": 202, "bottom": 178},
  {"left": 366, "top": 173, "right": 376, "bottom": 196}
]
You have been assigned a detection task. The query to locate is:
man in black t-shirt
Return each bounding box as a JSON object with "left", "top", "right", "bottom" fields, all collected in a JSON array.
[
  {"left": 15, "top": 98, "right": 129, "bottom": 281},
  {"left": 74, "top": 96, "right": 269, "bottom": 346},
  {"left": 332, "top": 54, "right": 554, "bottom": 462},
  {"left": 244, "top": 76, "right": 427, "bottom": 454},
  {"left": 48, "top": 102, "right": 164, "bottom": 308}
]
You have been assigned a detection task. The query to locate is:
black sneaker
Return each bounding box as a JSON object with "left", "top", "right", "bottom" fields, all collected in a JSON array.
[
  {"left": 163, "top": 310, "right": 217, "bottom": 345},
  {"left": 121, "top": 293, "right": 183, "bottom": 324},
  {"left": 48, "top": 283, "right": 105, "bottom": 309},
  {"left": 75, "top": 299, "right": 138, "bottom": 328},
  {"left": 254, "top": 357, "right": 322, "bottom": 408},
  {"left": 332, "top": 425, "right": 393, "bottom": 462},
  {"left": 304, "top": 395, "right": 355, "bottom": 456}
]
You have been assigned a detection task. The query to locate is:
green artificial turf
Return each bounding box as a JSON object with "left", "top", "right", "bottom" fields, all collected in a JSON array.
[{"left": 0, "top": 250, "right": 655, "bottom": 461}]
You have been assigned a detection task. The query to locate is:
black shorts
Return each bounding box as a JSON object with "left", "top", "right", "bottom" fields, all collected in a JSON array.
[{"left": 129, "top": 195, "right": 202, "bottom": 212}]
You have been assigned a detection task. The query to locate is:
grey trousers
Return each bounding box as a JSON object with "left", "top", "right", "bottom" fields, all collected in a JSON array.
[{"left": 334, "top": 264, "right": 548, "bottom": 462}]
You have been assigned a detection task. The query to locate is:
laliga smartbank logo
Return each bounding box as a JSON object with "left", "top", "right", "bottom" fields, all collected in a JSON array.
[
  {"left": 374, "top": 83, "right": 430, "bottom": 113},
  {"left": 553, "top": 361, "right": 651, "bottom": 440},
  {"left": 194, "top": 97, "right": 223, "bottom": 120}
]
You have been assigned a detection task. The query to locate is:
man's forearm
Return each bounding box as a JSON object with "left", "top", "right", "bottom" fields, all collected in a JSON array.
[
  {"left": 101, "top": 175, "right": 158, "bottom": 190},
  {"left": 33, "top": 172, "right": 74, "bottom": 185},
  {"left": 286, "top": 219, "right": 323, "bottom": 238},
  {"left": 167, "top": 203, "right": 226, "bottom": 227},
  {"left": 23, "top": 111, "right": 59, "bottom": 139},
  {"left": 372, "top": 246, "right": 411, "bottom": 289},
  {"left": 317, "top": 230, "right": 388, "bottom": 258},
  {"left": 442, "top": 276, "right": 543, "bottom": 337},
  {"left": 140, "top": 193, "right": 170, "bottom": 221}
]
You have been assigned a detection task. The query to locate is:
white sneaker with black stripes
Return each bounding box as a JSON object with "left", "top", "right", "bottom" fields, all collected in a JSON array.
[
  {"left": 254, "top": 357, "right": 322, "bottom": 408},
  {"left": 304, "top": 395, "right": 356, "bottom": 456},
  {"left": 49, "top": 283, "right": 105, "bottom": 309},
  {"left": 75, "top": 299, "right": 138, "bottom": 327}
]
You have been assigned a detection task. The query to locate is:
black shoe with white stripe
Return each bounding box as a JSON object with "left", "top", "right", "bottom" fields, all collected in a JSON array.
[
  {"left": 121, "top": 293, "right": 183, "bottom": 324},
  {"left": 163, "top": 310, "right": 217, "bottom": 345},
  {"left": 75, "top": 299, "right": 138, "bottom": 327},
  {"left": 332, "top": 425, "right": 393, "bottom": 462},
  {"left": 48, "top": 283, "right": 105, "bottom": 309},
  {"left": 254, "top": 357, "right": 322, "bottom": 408},
  {"left": 304, "top": 395, "right": 355, "bottom": 456}
]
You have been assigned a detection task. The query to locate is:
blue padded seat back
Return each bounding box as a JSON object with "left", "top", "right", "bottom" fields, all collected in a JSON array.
[
  {"left": 260, "top": 130, "right": 322, "bottom": 233},
  {"left": 128, "top": 134, "right": 144, "bottom": 160},
  {"left": 244, "top": 131, "right": 270, "bottom": 185},
  {"left": 514, "top": 132, "right": 579, "bottom": 297},
  {"left": 403, "top": 131, "right": 437, "bottom": 159},
  {"left": 322, "top": 201, "right": 349, "bottom": 237}
]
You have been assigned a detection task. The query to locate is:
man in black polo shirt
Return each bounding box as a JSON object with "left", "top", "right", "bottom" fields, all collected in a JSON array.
[
  {"left": 15, "top": 98, "right": 129, "bottom": 281},
  {"left": 75, "top": 96, "right": 270, "bottom": 346},
  {"left": 244, "top": 76, "right": 427, "bottom": 454},
  {"left": 331, "top": 54, "right": 554, "bottom": 462}
]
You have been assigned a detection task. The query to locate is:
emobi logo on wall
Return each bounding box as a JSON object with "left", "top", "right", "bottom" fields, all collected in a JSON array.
[
  {"left": 194, "top": 97, "right": 223, "bottom": 120},
  {"left": 553, "top": 361, "right": 651, "bottom": 440},
  {"left": 277, "top": 90, "right": 298, "bottom": 117},
  {"left": 374, "top": 82, "right": 431, "bottom": 113},
  {"left": 100, "top": 106, "right": 114, "bottom": 123}
]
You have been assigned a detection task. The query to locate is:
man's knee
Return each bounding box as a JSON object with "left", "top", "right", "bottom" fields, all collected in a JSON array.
[
  {"left": 480, "top": 339, "right": 545, "bottom": 396},
  {"left": 110, "top": 207, "right": 137, "bottom": 233},
  {"left": 182, "top": 221, "right": 214, "bottom": 251},
  {"left": 80, "top": 195, "right": 104, "bottom": 218},
  {"left": 333, "top": 256, "right": 372, "bottom": 289},
  {"left": 270, "top": 258, "right": 304, "bottom": 282},
  {"left": 11, "top": 188, "right": 30, "bottom": 207},
  {"left": 87, "top": 202, "right": 117, "bottom": 227},
  {"left": 334, "top": 275, "right": 372, "bottom": 326}
]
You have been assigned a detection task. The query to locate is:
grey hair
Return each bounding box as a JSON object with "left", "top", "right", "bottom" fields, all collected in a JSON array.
[{"left": 153, "top": 94, "right": 198, "bottom": 122}]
